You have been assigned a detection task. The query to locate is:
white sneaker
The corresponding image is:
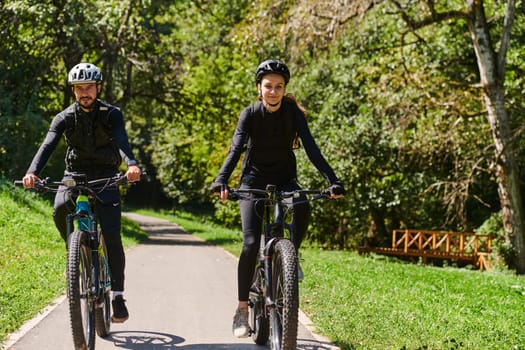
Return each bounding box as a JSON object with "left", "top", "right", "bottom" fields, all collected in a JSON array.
[
  {"left": 232, "top": 307, "right": 250, "bottom": 338},
  {"left": 297, "top": 260, "right": 304, "bottom": 282}
]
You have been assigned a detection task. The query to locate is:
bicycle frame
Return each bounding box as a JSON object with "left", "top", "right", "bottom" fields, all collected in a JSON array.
[
  {"left": 66, "top": 193, "right": 109, "bottom": 303},
  {"left": 261, "top": 189, "right": 296, "bottom": 310}
]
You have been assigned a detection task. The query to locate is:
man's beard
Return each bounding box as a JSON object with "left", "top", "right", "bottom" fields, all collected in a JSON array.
[{"left": 78, "top": 97, "right": 96, "bottom": 111}]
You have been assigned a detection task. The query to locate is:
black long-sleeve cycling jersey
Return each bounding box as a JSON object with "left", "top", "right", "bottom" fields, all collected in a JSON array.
[
  {"left": 215, "top": 99, "right": 340, "bottom": 187},
  {"left": 26, "top": 100, "right": 136, "bottom": 176}
]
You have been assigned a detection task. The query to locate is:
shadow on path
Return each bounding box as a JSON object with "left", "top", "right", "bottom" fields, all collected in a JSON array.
[
  {"left": 104, "top": 330, "right": 260, "bottom": 349},
  {"left": 104, "top": 331, "right": 337, "bottom": 350}
]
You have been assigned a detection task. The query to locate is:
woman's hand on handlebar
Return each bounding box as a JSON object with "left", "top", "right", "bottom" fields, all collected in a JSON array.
[
  {"left": 328, "top": 182, "right": 346, "bottom": 199},
  {"left": 125, "top": 165, "right": 142, "bottom": 183},
  {"left": 22, "top": 173, "right": 41, "bottom": 189},
  {"left": 210, "top": 182, "right": 230, "bottom": 202}
]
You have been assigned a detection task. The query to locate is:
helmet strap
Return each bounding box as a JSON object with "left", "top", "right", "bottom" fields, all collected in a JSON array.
[{"left": 263, "top": 100, "right": 282, "bottom": 112}]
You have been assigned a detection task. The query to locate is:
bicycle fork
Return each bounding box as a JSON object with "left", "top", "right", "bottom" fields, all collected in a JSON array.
[
  {"left": 263, "top": 241, "right": 275, "bottom": 310},
  {"left": 70, "top": 209, "right": 104, "bottom": 304},
  {"left": 263, "top": 203, "right": 286, "bottom": 311},
  {"left": 84, "top": 221, "right": 102, "bottom": 306}
]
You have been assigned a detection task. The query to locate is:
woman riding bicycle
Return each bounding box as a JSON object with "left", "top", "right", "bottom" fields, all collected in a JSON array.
[
  {"left": 22, "top": 62, "right": 141, "bottom": 323},
  {"left": 211, "top": 59, "right": 345, "bottom": 338}
]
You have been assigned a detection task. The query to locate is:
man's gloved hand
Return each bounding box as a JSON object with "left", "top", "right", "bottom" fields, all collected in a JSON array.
[
  {"left": 328, "top": 182, "right": 346, "bottom": 198},
  {"left": 22, "top": 173, "right": 41, "bottom": 189},
  {"left": 125, "top": 165, "right": 142, "bottom": 183}
]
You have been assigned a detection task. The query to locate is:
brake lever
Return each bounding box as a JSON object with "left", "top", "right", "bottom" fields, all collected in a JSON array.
[{"left": 313, "top": 190, "right": 331, "bottom": 200}]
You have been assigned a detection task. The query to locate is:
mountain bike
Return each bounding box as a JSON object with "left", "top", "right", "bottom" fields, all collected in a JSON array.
[
  {"left": 15, "top": 173, "right": 129, "bottom": 350},
  {"left": 229, "top": 185, "right": 330, "bottom": 350}
]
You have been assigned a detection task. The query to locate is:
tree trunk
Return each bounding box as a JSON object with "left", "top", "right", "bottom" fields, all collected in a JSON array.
[
  {"left": 484, "top": 87, "right": 525, "bottom": 272},
  {"left": 466, "top": 0, "right": 525, "bottom": 273}
]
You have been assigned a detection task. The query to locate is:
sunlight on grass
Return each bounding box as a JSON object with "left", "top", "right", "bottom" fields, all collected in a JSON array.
[
  {"left": 3, "top": 190, "right": 525, "bottom": 349},
  {"left": 0, "top": 185, "right": 65, "bottom": 341},
  {"left": 300, "top": 250, "right": 525, "bottom": 349}
]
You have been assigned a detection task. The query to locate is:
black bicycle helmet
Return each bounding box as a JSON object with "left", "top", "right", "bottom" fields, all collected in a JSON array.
[
  {"left": 255, "top": 59, "right": 290, "bottom": 85},
  {"left": 68, "top": 63, "right": 103, "bottom": 85}
]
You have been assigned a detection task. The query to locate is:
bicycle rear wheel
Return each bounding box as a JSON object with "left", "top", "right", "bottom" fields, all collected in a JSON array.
[
  {"left": 269, "top": 239, "right": 299, "bottom": 350},
  {"left": 249, "top": 264, "right": 269, "bottom": 345},
  {"left": 95, "top": 234, "right": 111, "bottom": 338},
  {"left": 67, "top": 230, "right": 96, "bottom": 350}
]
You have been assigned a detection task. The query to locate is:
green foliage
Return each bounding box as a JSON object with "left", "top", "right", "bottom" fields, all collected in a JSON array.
[
  {"left": 477, "top": 212, "right": 515, "bottom": 269},
  {"left": 2, "top": 0, "right": 523, "bottom": 257},
  {"left": 148, "top": 0, "right": 255, "bottom": 204},
  {"left": 288, "top": 2, "right": 501, "bottom": 247}
]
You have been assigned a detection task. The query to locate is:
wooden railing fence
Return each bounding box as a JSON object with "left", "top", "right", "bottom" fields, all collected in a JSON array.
[{"left": 359, "top": 229, "right": 493, "bottom": 271}]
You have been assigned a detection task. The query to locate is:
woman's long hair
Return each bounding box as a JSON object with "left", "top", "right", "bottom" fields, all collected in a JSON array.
[{"left": 284, "top": 93, "right": 303, "bottom": 149}]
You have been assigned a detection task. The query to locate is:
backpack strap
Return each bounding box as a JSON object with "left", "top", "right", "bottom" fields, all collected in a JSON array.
[
  {"left": 63, "top": 101, "right": 115, "bottom": 136},
  {"left": 97, "top": 101, "right": 118, "bottom": 129},
  {"left": 62, "top": 104, "right": 77, "bottom": 132}
]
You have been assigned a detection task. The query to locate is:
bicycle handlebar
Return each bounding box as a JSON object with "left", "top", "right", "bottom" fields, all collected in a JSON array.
[
  {"left": 228, "top": 185, "right": 331, "bottom": 202},
  {"left": 14, "top": 173, "right": 131, "bottom": 195}
]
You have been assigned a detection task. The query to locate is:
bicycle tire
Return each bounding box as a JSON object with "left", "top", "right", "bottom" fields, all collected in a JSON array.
[
  {"left": 67, "top": 230, "right": 96, "bottom": 350},
  {"left": 249, "top": 265, "right": 269, "bottom": 345},
  {"left": 95, "top": 234, "right": 111, "bottom": 338},
  {"left": 269, "top": 239, "right": 299, "bottom": 350}
]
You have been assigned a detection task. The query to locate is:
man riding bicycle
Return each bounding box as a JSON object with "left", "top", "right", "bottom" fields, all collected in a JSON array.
[{"left": 22, "top": 62, "right": 141, "bottom": 323}]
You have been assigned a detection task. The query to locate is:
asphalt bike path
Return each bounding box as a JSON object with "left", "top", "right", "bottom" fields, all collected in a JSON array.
[{"left": 5, "top": 213, "right": 338, "bottom": 350}]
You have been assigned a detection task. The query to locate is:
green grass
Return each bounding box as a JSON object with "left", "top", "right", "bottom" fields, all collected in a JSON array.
[
  {"left": 136, "top": 208, "right": 525, "bottom": 350},
  {"left": 300, "top": 251, "right": 525, "bottom": 349},
  {"left": 0, "top": 180, "right": 148, "bottom": 343},
  {"left": 3, "top": 186, "right": 525, "bottom": 349}
]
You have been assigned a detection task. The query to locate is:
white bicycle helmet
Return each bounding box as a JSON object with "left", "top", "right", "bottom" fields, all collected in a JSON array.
[{"left": 68, "top": 63, "right": 103, "bottom": 85}]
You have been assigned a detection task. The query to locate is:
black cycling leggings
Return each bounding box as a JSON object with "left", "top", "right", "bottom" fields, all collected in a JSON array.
[
  {"left": 237, "top": 182, "right": 311, "bottom": 302},
  {"left": 53, "top": 186, "right": 126, "bottom": 292}
]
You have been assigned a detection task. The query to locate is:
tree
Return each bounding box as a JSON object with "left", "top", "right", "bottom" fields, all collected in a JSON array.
[
  {"left": 4, "top": 0, "right": 523, "bottom": 263},
  {"left": 397, "top": 1, "right": 525, "bottom": 271},
  {"left": 465, "top": 0, "right": 525, "bottom": 272},
  {"left": 344, "top": 0, "right": 524, "bottom": 271}
]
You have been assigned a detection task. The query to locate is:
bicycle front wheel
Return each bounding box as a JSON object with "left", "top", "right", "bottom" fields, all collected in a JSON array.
[
  {"left": 269, "top": 239, "right": 299, "bottom": 350},
  {"left": 67, "top": 230, "right": 96, "bottom": 350},
  {"left": 95, "top": 234, "right": 111, "bottom": 338}
]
